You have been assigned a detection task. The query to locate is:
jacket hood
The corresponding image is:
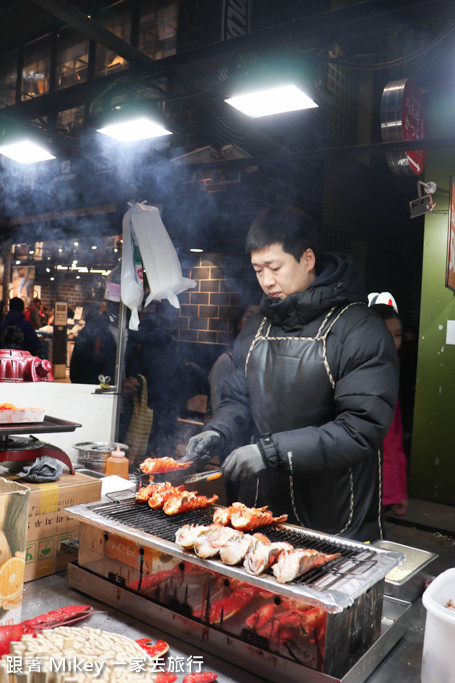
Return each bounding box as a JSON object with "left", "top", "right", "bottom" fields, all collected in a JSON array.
[{"left": 260, "top": 252, "right": 368, "bottom": 330}]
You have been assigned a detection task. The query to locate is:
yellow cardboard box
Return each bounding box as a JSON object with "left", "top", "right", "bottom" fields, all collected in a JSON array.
[{"left": 3, "top": 472, "right": 102, "bottom": 582}]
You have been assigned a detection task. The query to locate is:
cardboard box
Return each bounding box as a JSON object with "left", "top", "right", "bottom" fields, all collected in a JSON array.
[
  {"left": 2, "top": 472, "right": 102, "bottom": 582},
  {"left": 0, "top": 478, "right": 30, "bottom": 624}
]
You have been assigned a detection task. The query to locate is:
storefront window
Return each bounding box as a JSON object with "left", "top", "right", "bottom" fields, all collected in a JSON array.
[
  {"left": 138, "top": 1, "right": 178, "bottom": 60},
  {"left": 57, "top": 107, "right": 86, "bottom": 135},
  {"left": 93, "top": 0, "right": 177, "bottom": 77},
  {"left": 0, "top": 50, "right": 18, "bottom": 107},
  {"left": 94, "top": 1, "right": 132, "bottom": 78},
  {"left": 56, "top": 30, "right": 89, "bottom": 90},
  {"left": 21, "top": 35, "right": 51, "bottom": 101}
]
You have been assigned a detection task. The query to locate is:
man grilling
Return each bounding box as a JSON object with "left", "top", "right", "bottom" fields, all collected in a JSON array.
[{"left": 183, "top": 206, "right": 398, "bottom": 541}]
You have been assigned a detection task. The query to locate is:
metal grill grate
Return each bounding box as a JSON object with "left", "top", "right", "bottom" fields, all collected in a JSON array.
[{"left": 88, "top": 497, "right": 378, "bottom": 587}]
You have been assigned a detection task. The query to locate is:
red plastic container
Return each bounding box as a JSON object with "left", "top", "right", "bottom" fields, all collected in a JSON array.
[{"left": 0, "top": 349, "right": 54, "bottom": 382}]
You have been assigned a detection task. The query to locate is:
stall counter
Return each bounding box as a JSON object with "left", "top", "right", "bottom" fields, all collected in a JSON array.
[{"left": 4, "top": 382, "right": 117, "bottom": 466}]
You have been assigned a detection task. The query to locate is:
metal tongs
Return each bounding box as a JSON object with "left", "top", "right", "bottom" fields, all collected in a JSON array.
[
  {"left": 133, "top": 466, "right": 224, "bottom": 490},
  {"left": 183, "top": 468, "right": 223, "bottom": 484}
]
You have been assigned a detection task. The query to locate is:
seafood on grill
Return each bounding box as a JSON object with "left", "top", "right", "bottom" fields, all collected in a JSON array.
[
  {"left": 213, "top": 502, "right": 288, "bottom": 531},
  {"left": 212, "top": 507, "right": 231, "bottom": 525},
  {"left": 272, "top": 548, "right": 340, "bottom": 583},
  {"left": 193, "top": 525, "right": 241, "bottom": 559},
  {"left": 175, "top": 523, "right": 210, "bottom": 549},
  {"left": 148, "top": 484, "right": 187, "bottom": 509},
  {"left": 174, "top": 523, "right": 289, "bottom": 576},
  {"left": 139, "top": 456, "right": 193, "bottom": 474},
  {"left": 244, "top": 539, "right": 294, "bottom": 576},
  {"left": 136, "top": 481, "right": 182, "bottom": 504},
  {"left": 175, "top": 521, "right": 340, "bottom": 586},
  {"left": 136, "top": 482, "right": 218, "bottom": 515},
  {"left": 136, "top": 482, "right": 156, "bottom": 503},
  {"left": 219, "top": 532, "right": 258, "bottom": 565},
  {"left": 163, "top": 492, "right": 219, "bottom": 516},
  {"left": 175, "top": 523, "right": 263, "bottom": 565}
]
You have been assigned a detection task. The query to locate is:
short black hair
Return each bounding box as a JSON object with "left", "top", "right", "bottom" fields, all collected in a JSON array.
[
  {"left": 9, "top": 297, "right": 24, "bottom": 312},
  {"left": 245, "top": 206, "right": 320, "bottom": 264}
]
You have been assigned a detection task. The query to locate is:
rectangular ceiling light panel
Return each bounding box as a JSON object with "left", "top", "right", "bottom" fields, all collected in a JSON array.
[
  {"left": 0, "top": 140, "right": 56, "bottom": 163},
  {"left": 225, "top": 84, "right": 318, "bottom": 118},
  {"left": 97, "top": 116, "right": 172, "bottom": 142}
]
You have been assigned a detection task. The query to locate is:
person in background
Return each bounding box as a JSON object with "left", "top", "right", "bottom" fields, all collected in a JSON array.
[
  {"left": 182, "top": 205, "right": 399, "bottom": 542},
  {"left": 0, "top": 297, "right": 39, "bottom": 354},
  {"left": 38, "top": 302, "right": 48, "bottom": 327},
  {"left": 120, "top": 302, "right": 198, "bottom": 465},
  {"left": 370, "top": 302, "right": 408, "bottom": 517},
  {"left": 24, "top": 297, "right": 41, "bottom": 330},
  {"left": 69, "top": 303, "right": 116, "bottom": 384},
  {"left": 209, "top": 301, "right": 260, "bottom": 413}
]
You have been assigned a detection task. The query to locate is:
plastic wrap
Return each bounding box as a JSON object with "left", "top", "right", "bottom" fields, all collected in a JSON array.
[
  {"left": 121, "top": 202, "right": 196, "bottom": 329},
  {"left": 121, "top": 208, "right": 144, "bottom": 330}
]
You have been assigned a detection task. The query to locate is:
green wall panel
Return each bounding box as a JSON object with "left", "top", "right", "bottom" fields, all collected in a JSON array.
[{"left": 409, "top": 132, "right": 455, "bottom": 502}]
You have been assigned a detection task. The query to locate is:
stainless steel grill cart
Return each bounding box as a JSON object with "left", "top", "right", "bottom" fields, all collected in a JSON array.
[{"left": 66, "top": 493, "right": 412, "bottom": 683}]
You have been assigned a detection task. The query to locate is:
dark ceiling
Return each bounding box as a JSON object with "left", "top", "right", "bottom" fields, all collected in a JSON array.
[
  {"left": 0, "top": 0, "right": 453, "bottom": 321},
  {"left": 1, "top": 0, "right": 454, "bottom": 161}
]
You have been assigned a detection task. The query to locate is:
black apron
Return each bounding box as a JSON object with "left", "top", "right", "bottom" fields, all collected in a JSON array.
[{"left": 239, "top": 303, "right": 380, "bottom": 537}]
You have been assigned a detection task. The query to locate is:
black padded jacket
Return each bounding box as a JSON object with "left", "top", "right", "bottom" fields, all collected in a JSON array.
[{"left": 207, "top": 253, "right": 399, "bottom": 541}]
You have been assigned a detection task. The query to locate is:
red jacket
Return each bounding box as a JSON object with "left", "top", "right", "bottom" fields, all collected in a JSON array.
[
  {"left": 382, "top": 398, "right": 408, "bottom": 506},
  {"left": 24, "top": 303, "right": 40, "bottom": 329}
]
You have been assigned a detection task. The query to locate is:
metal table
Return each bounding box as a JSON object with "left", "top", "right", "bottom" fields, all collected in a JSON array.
[
  {"left": 20, "top": 572, "right": 425, "bottom": 682},
  {"left": 368, "top": 599, "right": 425, "bottom": 682}
]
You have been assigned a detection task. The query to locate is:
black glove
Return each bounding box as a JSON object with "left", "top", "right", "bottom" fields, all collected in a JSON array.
[
  {"left": 182, "top": 430, "right": 222, "bottom": 469},
  {"left": 222, "top": 444, "right": 267, "bottom": 483}
]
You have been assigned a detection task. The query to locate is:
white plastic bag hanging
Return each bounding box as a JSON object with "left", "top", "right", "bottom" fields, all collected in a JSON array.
[
  {"left": 121, "top": 205, "right": 145, "bottom": 330},
  {"left": 121, "top": 202, "right": 196, "bottom": 329}
]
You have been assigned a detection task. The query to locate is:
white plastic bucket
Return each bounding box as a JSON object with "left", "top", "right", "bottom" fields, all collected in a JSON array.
[{"left": 421, "top": 567, "right": 455, "bottom": 682}]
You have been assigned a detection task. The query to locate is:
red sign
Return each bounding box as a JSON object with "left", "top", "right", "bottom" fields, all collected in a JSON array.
[
  {"left": 402, "top": 79, "right": 426, "bottom": 175},
  {"left": 381, "top": 78, "right": 426, "bottom": 177}
]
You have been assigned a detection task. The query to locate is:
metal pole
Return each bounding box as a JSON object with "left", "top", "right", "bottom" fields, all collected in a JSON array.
[{"left": 112, "top": 300, "right": 128, "bottom": 442}]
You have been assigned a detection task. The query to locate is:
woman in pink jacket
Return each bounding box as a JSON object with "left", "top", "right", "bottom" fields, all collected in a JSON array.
[{"left": 370, "top": 302, "right": 408, "bottom": 516}]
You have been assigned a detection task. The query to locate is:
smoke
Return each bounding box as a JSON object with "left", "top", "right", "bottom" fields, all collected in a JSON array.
[
  {"left": 0, "top": 130, "right": 221, "bottom": 256},
  {"left": 0, "top": 129, "right": 266, "bottom": 330}
]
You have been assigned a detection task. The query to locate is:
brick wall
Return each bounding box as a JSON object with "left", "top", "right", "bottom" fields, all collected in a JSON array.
[
  {"left": 35, "top": 272, "right": 106, "bottom": 316},
  {"left": 172, "top": 252, "right": 259, "bottom": 346}
]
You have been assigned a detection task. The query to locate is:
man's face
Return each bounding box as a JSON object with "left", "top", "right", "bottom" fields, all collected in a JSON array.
[{"left": 251, "top": 243, "right": 316, "bottom": 299}]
